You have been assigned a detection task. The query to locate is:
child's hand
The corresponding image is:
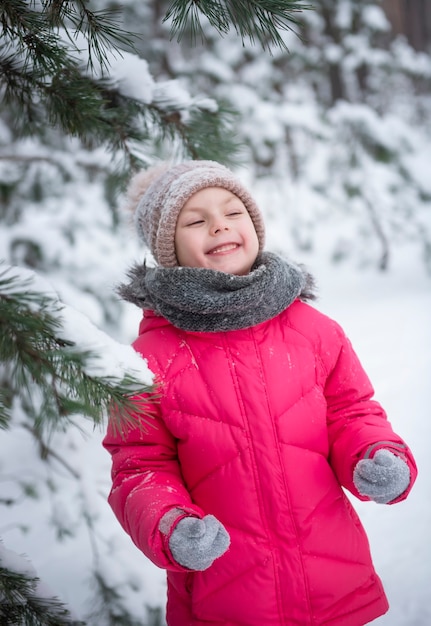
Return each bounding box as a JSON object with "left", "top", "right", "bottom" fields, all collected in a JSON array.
[
  {"left": 169, "top": 514, "right": 230, "bottom": 571},
  {"left": 353, "top": 449, "right": 411, "bottom": 503}
]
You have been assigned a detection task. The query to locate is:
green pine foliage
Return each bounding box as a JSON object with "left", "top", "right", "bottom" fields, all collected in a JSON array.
[
  {"left": 0, "top": 0, "right": 240, "bottom": 167},
  {"left": 0, "top": 263, "right": 156, "bottom": 434},
  {"left": 0, "top": 565, "right": 84, "bottom": 626},
  {"left": 165, "top": 0, "right": 311, "bottom": 49},
  {"left": 0, "top": 540, "right": 85, "bottom": 625}
]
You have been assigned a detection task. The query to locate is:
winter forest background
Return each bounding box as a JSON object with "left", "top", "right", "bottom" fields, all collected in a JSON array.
[{"left": 1, "top": 1, "right": 430, "bottom": 625}]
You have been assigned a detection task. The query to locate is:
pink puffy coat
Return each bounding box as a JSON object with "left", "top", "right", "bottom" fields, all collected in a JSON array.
[{"left": 103, "top": 299, "right": 417, "bottom": 626}]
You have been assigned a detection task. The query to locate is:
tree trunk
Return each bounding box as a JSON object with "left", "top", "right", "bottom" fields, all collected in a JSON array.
[{"left": 382, "top": 0, "right": 431, "bottom": 51}]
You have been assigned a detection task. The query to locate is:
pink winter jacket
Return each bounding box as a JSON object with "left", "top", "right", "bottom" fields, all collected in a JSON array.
[{"left": 103, "top": 299, "right": 417, "bottom": 626}]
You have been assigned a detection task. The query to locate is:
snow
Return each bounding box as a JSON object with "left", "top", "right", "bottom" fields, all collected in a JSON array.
[
  {"left": 0, "top": 540, "right": 83, "bottom": 621},
  {"left": 109, "top": 53, "right": 155, "bottom": 104},
  {"left": 0, "top": 541, "right": 37, "bottom": 579},
  {"left": 362, "top": 6, "right": 390, "bottom": 32},
  {"left": 309, "top": 257, "right": 431, "bottom": 625},
  {"left": 1, "top": 263, "right": 153, "bottom": 384},
  {"left": 58, "top": 27, "right": 219, "bottom": 120},
  {"left": 58, "top": 304, "right": 153, "bottom": 383}
]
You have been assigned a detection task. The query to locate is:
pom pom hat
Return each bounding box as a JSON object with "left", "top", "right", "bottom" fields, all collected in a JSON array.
[{"left": 130, "top": 160, "right": 266, "bottom": 268}]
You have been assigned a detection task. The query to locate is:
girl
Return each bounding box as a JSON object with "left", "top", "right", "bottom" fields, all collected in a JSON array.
[{"left": 103, "top": 160, "right": 417, "bottom": 626}]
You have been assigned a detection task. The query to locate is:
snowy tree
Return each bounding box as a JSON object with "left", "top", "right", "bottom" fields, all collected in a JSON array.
[
  {"left": 0, "top": 535, "right": 85, "bottom": 625},
  {"left": 142, "top": 0, "right": 431, "bottom": 270}
]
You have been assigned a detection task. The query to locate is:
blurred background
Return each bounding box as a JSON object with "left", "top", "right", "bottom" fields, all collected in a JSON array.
[{"left": 1, "top": 1, "right": 430, "bottom": 624}]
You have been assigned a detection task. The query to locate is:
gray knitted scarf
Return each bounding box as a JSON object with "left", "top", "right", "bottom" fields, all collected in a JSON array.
[{"left": 118, "top": 252, "right": 315, "bottom": 333}]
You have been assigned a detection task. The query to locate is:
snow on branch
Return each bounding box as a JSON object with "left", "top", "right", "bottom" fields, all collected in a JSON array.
[
  {"left": 0, "top": 541, "right": 84, "bottom": 625},
  {"left": 0, "top": 263, "right": 155, "bottom": 433}
]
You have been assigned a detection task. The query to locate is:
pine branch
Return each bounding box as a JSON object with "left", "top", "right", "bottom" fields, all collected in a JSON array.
[
  {"left": 0, "top": 386, "right": 12, "bottom": 429},
  {"left": 0, "top": 264, "right": 157, "bottom": 435},
  {"left": 0, "top": 0, "right": 315, "bottom": 166},
  {"left": 66, "top": 5, "right": 138, "bottom": 73},
  {"left": 164, "top": 0, "right": 312, "bottom": 50},
  {"left": 160, "top": 100, "right": 242, "bottom": 163},
  {"left": 0, "top": 545, "right": 85, "bottom": 626},
  {"left": 1, "top": 0, "right": 139, "bottom": 73},
  {"left": 0, "top": 1, "right": 241, "bottom": 165},
  {"left": 1, "top": 45, "right": 240, "bottom": 167}
]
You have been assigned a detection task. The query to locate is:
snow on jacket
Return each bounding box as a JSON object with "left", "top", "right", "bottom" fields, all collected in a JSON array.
[{"left": 103, "top": 299, "right": 417, "bottom": 626}]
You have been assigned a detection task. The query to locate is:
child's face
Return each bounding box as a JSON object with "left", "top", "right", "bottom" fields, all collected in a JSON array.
[{"left": 175, "top": 187, "right": 260, "bottom": 275}]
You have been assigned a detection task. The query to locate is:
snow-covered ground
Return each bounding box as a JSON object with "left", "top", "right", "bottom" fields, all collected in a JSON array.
[{"left": 315, "top": 253, "right": 431, "bottom": 625}]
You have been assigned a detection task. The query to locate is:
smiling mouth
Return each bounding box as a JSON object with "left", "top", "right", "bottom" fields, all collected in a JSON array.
[{"left": 207, "top": 243, "right": 239, "bottom": 255}]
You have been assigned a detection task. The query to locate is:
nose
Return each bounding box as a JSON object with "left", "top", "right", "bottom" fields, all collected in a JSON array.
[{"left": 210, "top": 217, "right": 229, "bottom": 235}]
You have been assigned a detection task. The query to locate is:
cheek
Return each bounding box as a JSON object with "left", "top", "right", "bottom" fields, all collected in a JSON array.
[
  {"left": 175, "top": 230, "right": 202, "bottom": 266},
  {"left": 248, "top": 227, "right": 260, "bottom": 251}
]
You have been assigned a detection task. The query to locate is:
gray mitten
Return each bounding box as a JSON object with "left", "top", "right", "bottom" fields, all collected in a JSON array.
[
  {"left": 169, "top": 514, "right": 230, "bottom": 571},
  {"left": 353, "top": 449, "right": 410, "bottom": 504}
]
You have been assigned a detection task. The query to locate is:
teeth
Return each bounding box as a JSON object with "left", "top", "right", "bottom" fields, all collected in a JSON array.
[{"left": 209, "top": 244, "right": 237, "bottom": 254}]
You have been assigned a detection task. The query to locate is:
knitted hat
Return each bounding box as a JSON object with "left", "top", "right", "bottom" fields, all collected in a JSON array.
[{"left": 128, "top": 160, "right": 265, "bottom": 267}]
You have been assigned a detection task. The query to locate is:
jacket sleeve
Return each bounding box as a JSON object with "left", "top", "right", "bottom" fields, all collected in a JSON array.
[
  {"left": 322, "top": 321, "right": 417, "bottom": 502},
  {"left": 103, "top": 393, "right": 204, "bottom": 571}
]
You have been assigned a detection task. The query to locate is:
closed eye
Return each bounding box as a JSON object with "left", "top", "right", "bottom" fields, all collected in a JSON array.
[
  {"left": 186, "top": 219, "right": 205, "bottom": 226},
  {"left": 226, "top": 210, "right": 243, "bottom": 217}
]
